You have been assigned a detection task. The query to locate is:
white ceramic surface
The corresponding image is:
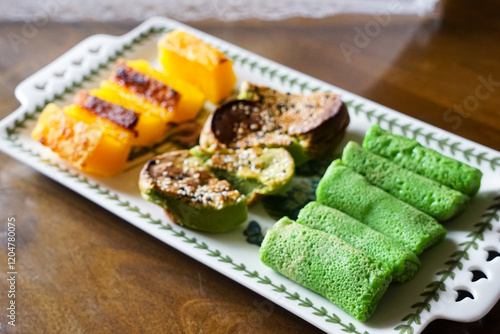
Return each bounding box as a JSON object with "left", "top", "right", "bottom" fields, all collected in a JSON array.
[{"left": 1, "top": 17, "right": 499, "bottom": 334}]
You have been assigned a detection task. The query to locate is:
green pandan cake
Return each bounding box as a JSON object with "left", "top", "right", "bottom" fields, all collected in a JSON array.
[
  {"left": 363, "top": 125, "right": 482, "bottom": 196},
  {"left": 190, "top": 146, "right": 295, "bottom": 204},
  {"left": 259, "top": 217, "right": 393, "bottom": 322},
  {"left": 342, "top": 141, "right": 469, "bottom": 221},
  {"left": 316, "top": 160, "right": 447, "bottom": 255},
  {"left": 297, "top": 201, "right": 421, "bottom": 282},
  {"left": 139, "top": 150, "right": 248, "bottom": 233}
]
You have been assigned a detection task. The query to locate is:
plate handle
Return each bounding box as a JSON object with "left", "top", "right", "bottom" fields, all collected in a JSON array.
[{"left": 431, "top": 233, "right": 500, "bottom": 323}]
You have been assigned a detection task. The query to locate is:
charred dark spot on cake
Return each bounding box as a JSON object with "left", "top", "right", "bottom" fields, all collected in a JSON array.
[
  {"left": 111, "top": 60, "right": 180, "bottom": 110},
  {"left": 217, "top": 57, "right": 229, "bottom": 65},
  {"left": 74, "top": 90, "right": 138, "bottom": 131},
  {"left": 287, "top": 96, "right": 348, "bottom": 136},
  {"left": 211, "top": 99, "right": 263, "bottom": 145}
]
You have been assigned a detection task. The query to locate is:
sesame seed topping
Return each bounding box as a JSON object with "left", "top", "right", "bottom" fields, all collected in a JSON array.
[
  {"left": 213, "top": 84, "right": 340, "bottom": 150},
  {"left": 148, "top": 151, "right": 244, "bottom": 210}
]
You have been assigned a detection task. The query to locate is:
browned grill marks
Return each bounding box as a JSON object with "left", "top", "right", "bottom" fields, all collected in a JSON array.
[
  {"left": 74, "top": 90, "right": 138, "bottom": 131},
  {"left": 145, "top": 151, "right": 242, "bottom": 208},
  {"left": 210, "top": 89, "right": 348, "bottom": 149},
  {"left": 111, "top": 60, "right": 180, "bottom": 110}
]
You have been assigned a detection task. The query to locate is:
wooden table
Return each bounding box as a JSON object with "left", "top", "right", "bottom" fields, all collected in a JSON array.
[{"left": 1, "top": 1, "right": 499, "bottom": 332}]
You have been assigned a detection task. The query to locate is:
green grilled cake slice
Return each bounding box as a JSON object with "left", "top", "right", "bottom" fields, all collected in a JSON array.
[
  {"left": 139, "top": 150, "right": 247, "bottom": 233},
  {"left": 199, "top": 81, "right": 350, "bottom": 166},
  {"left": 190, "top": 146, "right": 295, "bottom": 204}
]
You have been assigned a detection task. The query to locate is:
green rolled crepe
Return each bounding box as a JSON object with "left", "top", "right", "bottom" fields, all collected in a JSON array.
[
  {"left": 297, "top": 201, "right": 421, "bottom": 282},
  {"left": 363, "top": 125, "right": 482, "bottom": 196},
  {"left": 260, "top": 217, "right": 393, "bottom": 322},
  {"left": 316, "top": 161, "right": 447, "bottom": 255},
  {"left": 342, "top": 141, "right": 470, "bottom": 221}
]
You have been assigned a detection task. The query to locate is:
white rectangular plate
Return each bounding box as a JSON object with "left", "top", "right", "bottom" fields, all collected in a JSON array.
[{"left": 1, "top": 17, "right": 500, "bottom": 334}]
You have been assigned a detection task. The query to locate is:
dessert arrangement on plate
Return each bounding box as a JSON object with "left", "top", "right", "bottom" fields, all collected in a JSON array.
[{"left": 28, "top": 26, "right": 485, "bottom": 324}]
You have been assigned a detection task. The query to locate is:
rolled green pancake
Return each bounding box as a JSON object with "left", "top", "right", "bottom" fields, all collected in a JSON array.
[
  {"left": 342, "top": 141, "right": 470, "bottom": 221},
  {"left": 363, "top": 125, "right": 482, "bottom": 196},
  {"left": 297, "top": 201, "right": 421, "bottom": 282},
  {"left": 260, "top": 217, "right": 392, "bottom": 322},
  {"left": 316, "top": 161, "right": 447, "bottom": 254}
]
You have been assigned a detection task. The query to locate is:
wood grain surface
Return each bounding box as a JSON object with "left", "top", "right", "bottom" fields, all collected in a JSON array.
[{"left": 1, "top": 0, "right": 500, "bottom": 333}]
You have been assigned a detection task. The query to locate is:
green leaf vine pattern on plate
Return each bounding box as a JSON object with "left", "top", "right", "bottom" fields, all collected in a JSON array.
[
  {"left": 224, "top": 46, "right": 500, "bottom": 171},
  {"left": 4, "top": 138, "right": 368, "bottom": 334},
  {"left": 394, "top": 195, "right": 500, "bottom": 334},
  {"left": 4, "top": 25, "right": 171, "bottom": 141},
  {"left": 2, "top": 24, "right": 366, "bottom": 333},
  {"left": 3, "top": 22, "right": 500, "bottom": 334}
]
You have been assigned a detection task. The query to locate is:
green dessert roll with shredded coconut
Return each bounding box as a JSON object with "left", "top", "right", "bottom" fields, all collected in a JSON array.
[
  {"left": 259, "top": 217, "right": 393, "bottom": 322},
  {"left": 297, "top": 201, "right": 421, "bottom": 282}
]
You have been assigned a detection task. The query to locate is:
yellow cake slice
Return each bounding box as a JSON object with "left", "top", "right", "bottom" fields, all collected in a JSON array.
[
  {"left": 158, "top": 30, "right": 236, "bottom": 103},
  {"left": 89, "top": 85, "right": 167, "bottom": 147},
  {"left": 31, "top": 103, "right": 132, "bottom": 176},
  {"left": 102, "top": 59, "right": 204, "bottom": 128}
]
